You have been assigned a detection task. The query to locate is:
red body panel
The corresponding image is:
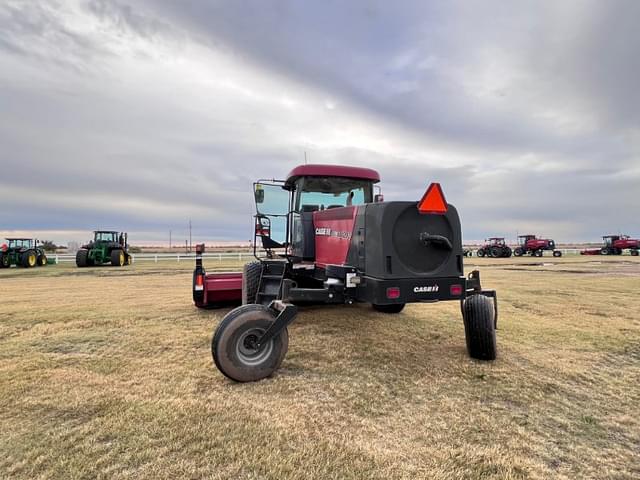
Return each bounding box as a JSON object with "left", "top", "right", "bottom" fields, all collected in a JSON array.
[
  {"left": 526, "top": 239, "right": 552, "bottom": 249},
  {"left": 202, "top": 272, "right": 242, "bottom": 305},
  {"left": 613, "top": 238, "right": 640, "bottom": 249},
  {"left": 313, "top": 206, "right": 358, "bottom": 267}
]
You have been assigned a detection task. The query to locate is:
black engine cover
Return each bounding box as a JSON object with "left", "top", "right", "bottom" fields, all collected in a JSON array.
[{"left": 346, "top": 201, "right": 463, "bottom": 279}]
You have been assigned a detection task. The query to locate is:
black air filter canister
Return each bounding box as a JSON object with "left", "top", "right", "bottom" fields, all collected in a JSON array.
[{"left": 358, "top": 201, "right": 463, "bottom": 280}]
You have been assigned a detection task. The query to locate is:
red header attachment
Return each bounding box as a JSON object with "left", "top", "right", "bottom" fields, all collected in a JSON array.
[{"left": 418, "top": 183, "right": 448, "bottom": 214}]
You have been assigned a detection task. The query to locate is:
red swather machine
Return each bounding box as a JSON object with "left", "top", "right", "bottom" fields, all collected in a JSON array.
[
  {"left": 513, "top": 235, "right": 562, "bottom": 257},
  {"left": 581, "top": 235, "right": 640, "bottom": 256},
  {"left": 193, "top": 165, "right": 499, "bottom": 382}
]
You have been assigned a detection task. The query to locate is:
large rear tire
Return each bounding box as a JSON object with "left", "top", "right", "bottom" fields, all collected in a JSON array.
[
  {"left": 212, "top": 304, "right": 289, "bottom": 382},
  {"left": 477, "top": 249, "right": 485, "bottom": 257},
  {"left": 111, "top": 249, "right": 125, "bottom": 267},
  {"left": 0, "top": 254, "right": 8, "bottom": 268},
  {"left": 462, "top": 294, "right": 497, "bottom": 361},
  {"left": 504, "top": 246, "right": 512, "bottom": 258},
  {"left": 490, "top": 246, "right": 501, "bottom": 258},
  {"left": 76, "top": 249, "right": 89, "bottom": 267},
  {"left": 21, "top": 250, "right": 37, "bottom": 268},
  {"left": 242, "top": 261, "right": 263, "bottom": 304},
  {"left": 372, "top": 303, "right": 405, "bottom": 314}
]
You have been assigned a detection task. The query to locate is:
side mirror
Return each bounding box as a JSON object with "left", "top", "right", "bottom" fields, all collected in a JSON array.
[
  {"left": 374, "top": 194, "right": 384, "bottom": 203},
  {"left": 254, "top": 185, "right": 265, "bottom": 204}
]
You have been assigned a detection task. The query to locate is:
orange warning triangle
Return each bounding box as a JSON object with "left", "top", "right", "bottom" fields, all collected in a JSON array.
[{"left": 418, "top": 183, "right": 448, "bottom": 214}]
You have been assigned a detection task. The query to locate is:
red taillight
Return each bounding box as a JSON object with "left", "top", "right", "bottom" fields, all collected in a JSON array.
[
  {"left": 386, "top": 287, "right": 401, "bottom": 299},
  {"left": 450, "top": 284, "right": 463, "bottom": 296},
  {"left": 195, "top": 274, "right": 204, "bottom": 291}
]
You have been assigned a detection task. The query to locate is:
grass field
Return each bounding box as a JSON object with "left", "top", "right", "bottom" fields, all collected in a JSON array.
[{"left": 1, "top": 257, "right": 639, "bottom": 479}]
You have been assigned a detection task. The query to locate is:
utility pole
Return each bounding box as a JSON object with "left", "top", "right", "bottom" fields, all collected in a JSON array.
[
  {"left": 169, "top": 230, "right": 172, "bottom": 249},
  {"left": 304, "top": 150, "right": 308, "bottom": 164},
  {"left": 189, "top": 219, "right": 192, "bottom": 253}
]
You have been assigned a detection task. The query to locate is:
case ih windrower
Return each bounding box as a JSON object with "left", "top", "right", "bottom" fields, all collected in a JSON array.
[
  {"left": 476, "top": 238, "right": 512, "bottom": 258},
  {"left": 193, "top": 165, "right": 499, "bottom": 382},
  {"left": 513, "top": 234, "right": 562, "bottom": 257},
  {"left": 580, "top": 235, "right": 640, "bottom": 256}
]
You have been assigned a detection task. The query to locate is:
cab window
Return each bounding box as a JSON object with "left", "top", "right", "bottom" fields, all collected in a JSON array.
[{"left": 295, "top": 177, "right": 372, "bottom": 212}]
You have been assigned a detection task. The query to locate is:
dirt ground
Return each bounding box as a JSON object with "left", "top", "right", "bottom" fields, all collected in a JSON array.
[{"left": 1, "top": 256, "right": 639, "bottom": 479}]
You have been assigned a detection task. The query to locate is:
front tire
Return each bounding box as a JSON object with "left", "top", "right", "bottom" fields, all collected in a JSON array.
[
  {"left": 212, "top": 304, "right": 288, "bottom": 382},
  {"left": 372, "top": 303, "right": 405, "bottom": 314},
  {"left": 462, "top": 294, "right": 497, "bottom": 360},
  {"left": 631, "top": 249, "right": 639, "bottom": 256},
  {"left": 37, "top": 254, "right": 47, "bottom": 266},
  {"left": 553, "top": 250, "right": 562, "bottom": 257},
  {"left": 513, "top": 247, "right": 523, "bottom": 257},
  {"left": 242, "top": 261, "right": 263, "bottom": 304},
  {"left": 477, "top": 249, "right": 485, "bottom": 258},
  {"left": 21, "top": 250, "right": 37, "bottom": 268},
  {"left": 534, "top": 249, "right": 543, "bottom": 257},
  {"left": 0, "top": 254, "right": 8, "bottom": 268},
  {"left": 111, "top": 249, "right": 125, "bottom": 267}
]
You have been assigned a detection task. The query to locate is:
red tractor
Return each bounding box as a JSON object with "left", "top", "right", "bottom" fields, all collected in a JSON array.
[
  {"left": 476, "top": 238, "right": 512, "bottom": 258},
  {"left": 581, "top": 235, "right": 640, "bottom": 256},
  {"left": 513, "top": 234, "right": 562, "bottom": 257},
  {"left": 193, "top": 164, "right": 499, "bottom": 382}
]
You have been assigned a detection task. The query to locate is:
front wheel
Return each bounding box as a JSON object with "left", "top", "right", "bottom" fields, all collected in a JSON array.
[
  {"left": 212, "top": 304, "right": 289, "bottom": 382},
  {"left": 533, "top": 249, "right": 543, "bottom": 257},
  {"left": 476, "top": 249, "right": 485, "bottom": 258},
  {"left": 513, "top": 247, "right": 523, "bottom": 257},
  {"left": 372, "top": 303, "right": 405, "bottom": 314},
  {"left": 462, "top": 295, "right": 497, "bottom": 360},
  {"left": 0, "top": 255, "right": 8, "bottom": 268},
  {"left": 37, "top": 254, "right": 47, "bottom": 266},
  {"left": 111, "top": 249, "right": 125, "bottom": 267},
  {"left": 21, "top": 250, "right": 37, "bottom": 268},
  {"left": 631, "top": 249, "right": 639, "bottom": 256},
  {"left": 553, "top": 250, "right": 562, "bottom": 257}
]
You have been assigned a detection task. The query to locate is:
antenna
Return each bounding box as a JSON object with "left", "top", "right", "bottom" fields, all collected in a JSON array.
[{"left": 304, "top": 150, "right": 308, "bottom": 165}]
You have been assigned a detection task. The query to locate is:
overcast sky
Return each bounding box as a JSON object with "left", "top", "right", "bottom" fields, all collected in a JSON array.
[{"left": 1, "top": 0, "right": 638, "bottom": 245}]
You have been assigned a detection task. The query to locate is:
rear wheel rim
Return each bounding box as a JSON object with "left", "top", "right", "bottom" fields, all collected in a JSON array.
[
  {"left": 236, "top": 328, "right": 274, "bottom": 366},
  {"left": 28, "top": 254, "right": 36, "bottom": 266},
  {"left": 119, "top": 252, "right": 124, "bottom": 265}
]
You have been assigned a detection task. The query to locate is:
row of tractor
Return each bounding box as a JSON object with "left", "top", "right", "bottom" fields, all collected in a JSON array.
[
  {"left": 0, "top": 231, "right": 131, "bottom": 269},
  {"left": 475, "top": 235, "right": 562, "bottom": 258}
]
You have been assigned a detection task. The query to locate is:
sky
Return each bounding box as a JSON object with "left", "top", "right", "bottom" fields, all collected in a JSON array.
[{"left": 1, "top": 0, "right": 638, "bottom": 245}]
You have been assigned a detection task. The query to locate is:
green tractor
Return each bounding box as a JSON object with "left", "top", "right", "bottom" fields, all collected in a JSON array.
[
  {"left": 0, "top": 238, "right": 48, "bottom": 268},
  {"left": 76, "top": 231, "right": 131, "bottom": 267}
]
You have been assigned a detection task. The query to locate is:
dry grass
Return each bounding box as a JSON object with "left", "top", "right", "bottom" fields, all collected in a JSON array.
[{"left": 1, "top": 256, "right": 639, "bottom": 479}]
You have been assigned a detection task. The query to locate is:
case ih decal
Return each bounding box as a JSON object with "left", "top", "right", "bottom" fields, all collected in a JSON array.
[{"left": 194, "top": 164, "right": 499, "bottom": 382}]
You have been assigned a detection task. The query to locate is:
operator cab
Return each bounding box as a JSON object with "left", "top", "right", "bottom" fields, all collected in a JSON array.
[
  {"left": 6, "top": 238, "right": 34, "bottom": 249},
  {"left": 517, "top": 235, "right": 535, "bottom": 245},
  {"left": 488, "top": 237, "right": 506, "bottom": 246},
  {"left": 603, "top": 235, "right": 622, "bottom": 246},
  {"left": 253, "top": 164, "right": 380, "bottom": 258}
]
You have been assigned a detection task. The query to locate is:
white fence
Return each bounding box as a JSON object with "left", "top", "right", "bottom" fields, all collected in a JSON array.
[
  {"left": 50, "top": 249, "right": 588, "bottom": 264},
  {"left": 51, "top": 252, "right": 257, "bottom": 264}
]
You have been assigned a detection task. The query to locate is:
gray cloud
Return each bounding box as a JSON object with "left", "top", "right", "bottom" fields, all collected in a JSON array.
[{"left": 1, "top": 0, "right": 638, "bottom": 244}]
